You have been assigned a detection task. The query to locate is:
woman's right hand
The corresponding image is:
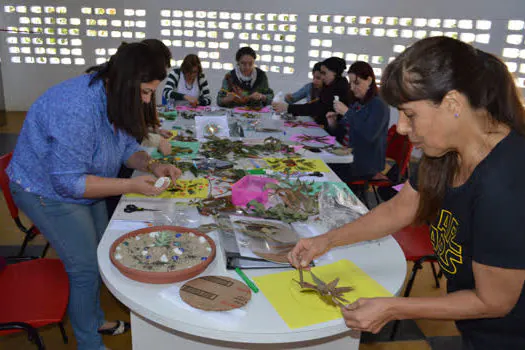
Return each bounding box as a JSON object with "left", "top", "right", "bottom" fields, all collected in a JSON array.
[
  {"left": 158, "top": 137, "right": 172, "bottom": 156},
  {"left": 288, "top": 234, "right": 331, "bottom": 268},
  {"left": 128, "top": 175, "right": 168, "bottom": 196},
  {"left": 326, "top": 111, "right": 338, "bottom": 128},
  {"left": 222, "top": 93, "right": 236, "bottom": 104},
  {"left": 184, "top": 95, "right": 199, "bottom": 107}
]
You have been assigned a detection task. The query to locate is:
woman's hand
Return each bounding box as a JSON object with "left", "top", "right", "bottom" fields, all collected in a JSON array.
[
  {"left": 326, "top": 111, "right": 338, "bottom": 128},
  {"left": 334, "top": 101, "right": 349, "bottom": 115},
  {"left": 150, "top": 163, "right": 182, "bottom": 185},
  {"left": 249, "top": 92, "right": 265, "bottom": 101},
  {"left": 272, "top": 102, "right": 288, "bottom": 113},
  {"left": 184, "top": 95, "right": 199, "bottom": 107},
  {"left": 285, "top": 93, "right": 293, "bottom": 102},
  {"left": 288, "top": 235, "right": 331, "bottom": 268},
  {"left": 128, "top": 175, "right": 167, "bottom": 196},
  {"left": 158, "top": 129, "right": 172, "bottom": 139},
  {"left": 341, "top": 298, "right": 396, "bottom": 334},
  {"left": 158, "top": 137, "right": 172, "bottom": 156}
]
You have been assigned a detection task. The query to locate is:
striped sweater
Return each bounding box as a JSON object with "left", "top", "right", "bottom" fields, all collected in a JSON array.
[{"left": 162, "top": 68, "right": 212, "bottom": 106}]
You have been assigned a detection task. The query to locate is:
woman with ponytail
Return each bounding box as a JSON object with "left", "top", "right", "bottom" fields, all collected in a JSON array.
[{"left": 288, "top": 36, "right": 525, "bottom": 349}]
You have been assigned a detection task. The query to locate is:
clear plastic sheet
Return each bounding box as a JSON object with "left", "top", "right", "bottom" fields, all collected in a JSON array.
[{"left": 317, "top": 182, "right": 368, "bottom": 230}]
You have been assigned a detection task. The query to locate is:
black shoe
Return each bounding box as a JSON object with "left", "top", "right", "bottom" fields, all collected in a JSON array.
[{"left": 97, "top": 320, "right": 130, "bottom": 336}]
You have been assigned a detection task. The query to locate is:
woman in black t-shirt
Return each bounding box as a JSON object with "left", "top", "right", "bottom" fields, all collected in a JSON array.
[{"left": 288, "top": 36, "right": 525, "bottom": 349}]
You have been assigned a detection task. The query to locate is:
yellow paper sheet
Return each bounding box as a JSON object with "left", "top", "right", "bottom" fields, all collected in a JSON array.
[
  {"left": 262, "top": 157, "right": 330, "bottom": 174},
  {"left": 166, "top": 130, "right": 178, "bottom": 141},
  {"left": 125, "top": 178, "right": 209, "bottom": 199},
  {"left": 253, "top": 259, "right": 392, "bottom": 329}
]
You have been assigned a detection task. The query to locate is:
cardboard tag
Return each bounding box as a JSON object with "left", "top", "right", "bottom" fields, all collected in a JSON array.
[{"left": 180, "top": 276, "right": 252, "bottom": 311}]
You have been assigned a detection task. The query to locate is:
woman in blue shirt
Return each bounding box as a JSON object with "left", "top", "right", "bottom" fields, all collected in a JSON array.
[
  {"left": 7, "top": 43, "right": 181, "bottom": 350},
  {"left": 284, "top": 62, "right": 323, "bottom": 104},
  {"left": 327, "top": 61, "right": 390, "bottom": 182}
]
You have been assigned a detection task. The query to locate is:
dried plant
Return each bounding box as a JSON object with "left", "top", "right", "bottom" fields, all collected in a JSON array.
[{"left": 294, "top": 268, "right": 353, "bottom": 307}]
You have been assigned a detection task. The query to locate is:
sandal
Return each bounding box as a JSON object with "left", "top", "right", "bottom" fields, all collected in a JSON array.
[{"left": 97, "top": 320, "right": 130, "bottom": 336}]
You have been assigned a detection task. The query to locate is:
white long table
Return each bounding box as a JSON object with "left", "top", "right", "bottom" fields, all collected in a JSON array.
[{"left": 97, "top": 114, "right": 405, "bottom": 350}]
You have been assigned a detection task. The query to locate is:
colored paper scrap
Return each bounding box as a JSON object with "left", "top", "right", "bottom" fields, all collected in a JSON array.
[{"left": 126, "top": 178, "right": 210, "bottom": 199}]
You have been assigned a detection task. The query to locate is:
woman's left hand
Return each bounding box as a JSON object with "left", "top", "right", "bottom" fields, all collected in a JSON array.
[
  {"left": 150, "top": 163, "right": 182, "bottom": 184},
  {"left": 334, "top": 101, "right": 349, "bottom": 115},
  {"left": 341, "top": 298, "right": 396, "bottom": 334},
  {"left": 272, "top": 102, "right": 288, "bottom": 113},
  {"left": 249, "top": 92, "right": 265, "bottom": 101},
  {"left": 158, "top": 137, "right": 172, "bottom": 156},
  {"left": 158, "top": 129, "right": 173, "bottom": 139}
]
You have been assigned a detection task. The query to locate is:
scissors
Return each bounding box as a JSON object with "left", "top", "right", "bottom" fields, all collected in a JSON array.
[{"left": 124, "top": 204, "right": 160, "bottom": 213}]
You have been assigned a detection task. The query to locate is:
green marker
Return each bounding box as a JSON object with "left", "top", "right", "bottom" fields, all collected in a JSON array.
[{"left": 235, "top": 267, "right": 259, "bottom": 293}]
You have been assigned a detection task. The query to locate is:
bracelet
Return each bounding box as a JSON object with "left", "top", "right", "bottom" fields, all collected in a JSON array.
[{"left": 146, "top": 159, "right": 158, "bottom": 173}]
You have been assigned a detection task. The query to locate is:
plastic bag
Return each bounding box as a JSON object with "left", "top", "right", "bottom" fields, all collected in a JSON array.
[{"left": 317, "top": 182, "right": 368, "bottom": 230}]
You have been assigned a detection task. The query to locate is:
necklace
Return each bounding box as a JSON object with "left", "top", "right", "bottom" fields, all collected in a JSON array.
[{"left": 184, "top": 79, "right": 194, "bottom": 90}]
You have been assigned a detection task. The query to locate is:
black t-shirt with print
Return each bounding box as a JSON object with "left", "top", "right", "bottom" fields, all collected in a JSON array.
[{"left": 410, "top": 130, "right": 525, "bottom": 349}]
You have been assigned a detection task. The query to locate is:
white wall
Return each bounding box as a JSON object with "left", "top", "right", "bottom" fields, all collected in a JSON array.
[{"left": 1, "top": 0, "right": 524, "bottom": 111}]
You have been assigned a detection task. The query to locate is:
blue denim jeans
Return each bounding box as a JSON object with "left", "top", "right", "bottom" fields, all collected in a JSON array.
[{"left": 10, "top": 182, "right": 108, "bottom": 350}]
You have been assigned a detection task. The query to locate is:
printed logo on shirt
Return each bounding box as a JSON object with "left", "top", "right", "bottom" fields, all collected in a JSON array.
[{"left": 430, "top": 209, "right": 463, "bottom": 274}]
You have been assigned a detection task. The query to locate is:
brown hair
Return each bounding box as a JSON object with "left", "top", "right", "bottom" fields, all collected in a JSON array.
[
  {"left": 381, "top": 36, "right": 525, "bottom": 223},
  {"left": 348, "top": 61, "right": 379, "bottom": 104},
  {"left": 86, "top": 42, "right": 166, "bottom": 140},
  {"left": 180, "top": 54, "right": 202, "bottom": 76}
]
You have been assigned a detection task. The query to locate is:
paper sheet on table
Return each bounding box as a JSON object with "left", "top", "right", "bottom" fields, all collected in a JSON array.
[
  {"left": 151, "top": 141, "right": 200, "bottom": 159},
  {"left": 233, "top": 106, "right": 271, "bottom": 113},
  {"left": 125, "top": 179, "right": 210, "bottom": 199},
  {"left": 159, "top": 284, "right": 247, "bottom": 328},
  {"left": 107, "top": 220, "right": 153, "bottom": 231},
  {"left": 289, "top": 134, "right": 336, "bottom": 146},
  {"left": 262, "top": 158, "right": 331, "bottom": 174},
  {"left": 253, "top": 259, "right": 392, "bottom": 329},
  {"left": 175, "top": 106, "right": 210, "bottom": 112}
]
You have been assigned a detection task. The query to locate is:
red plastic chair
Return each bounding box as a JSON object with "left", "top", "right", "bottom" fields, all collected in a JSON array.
[
  {"left": 347, "top": 125, "right": 413, "bottom": 208},
  {"left": 389, "top": 225, "right": 442, "bottom": 339},
  {"left": 0, "top": 152, "right": 49, "bottom": 257},
  {"left": 0, "top": 257, "right": 69, "bottom": 349}
]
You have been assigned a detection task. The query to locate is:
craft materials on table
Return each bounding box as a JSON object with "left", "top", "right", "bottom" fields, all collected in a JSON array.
[
  {"left": 175, "top": 106, "right": 211, "bottom": 112},
  {"left": 262, "top": 157, "right": 331, "bottom": 174},
  {"left": 253, "top": 259, "right": 392, "bottom": 329},
  {"left": 234, "top": 268, "right": 259, "bottom": 293},
  {"left": 233, "top": 106, "right": 271, "bottom": 113},
  {"left": 284, "top": 121, "right": 320, "bottom": 128},
  {"left": 179, "top": 276, "right": 252, "bottom": 311},
  {"left": 165, "top": 130, "right": 178, "bottom": 140},
  {"left": 230, "top": 215, "right": 300, "bottom": 264},
  {"left": 125, "top": 178, "right": 210, "bottom": 199},
  {"left": 159, "top": 283, "right": 248, "bottom": 327},
  {"left": 289, "top": 134, "right": 336, "bottom": 146},
  {"left": 123, "top": 204, "right": 160, "bottom": 213},
  {"left": 109, "top": 226, "right": 216, "bottom": 284},
  {"left": 150, "top": 141, "right": 200, "bottom": 159}
]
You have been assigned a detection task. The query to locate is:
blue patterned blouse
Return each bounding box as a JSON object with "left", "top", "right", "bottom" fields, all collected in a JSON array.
[{"left": 7, "top": 74, "right": 142, "bottom": 204}]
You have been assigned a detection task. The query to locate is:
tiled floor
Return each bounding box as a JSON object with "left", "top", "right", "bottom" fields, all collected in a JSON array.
[{"left": 0, "top": 112, "right": 460, "bottom": 349}]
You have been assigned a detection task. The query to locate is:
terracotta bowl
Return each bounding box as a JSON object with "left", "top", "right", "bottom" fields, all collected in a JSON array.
[{"left": 109, "top": 225, "right": 216, "bottom": 284}]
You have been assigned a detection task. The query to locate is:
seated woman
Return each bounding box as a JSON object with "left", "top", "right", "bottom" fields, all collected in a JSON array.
[
  {"left": 327, "top": 61, "right": 390, "bottom": 182},
  {"left": 217, "top": 46, "right": 274, "bottom": 108},
  {"left": 7, "top": 42, "right": 182, "bottom": 350},
  {"left": 273, "top": 57, "right": 350, "bottom": 126},
  {"left": 285, "top": 62, "right": 323, "bottom": 104},
  {"left": 163, "top": 54, "right": 212, "bottom": 107}
]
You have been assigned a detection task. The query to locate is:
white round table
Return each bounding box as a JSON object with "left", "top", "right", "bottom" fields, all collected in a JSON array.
[{"left": 98, "top": 224, "right": 406, "bottom": 350}]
